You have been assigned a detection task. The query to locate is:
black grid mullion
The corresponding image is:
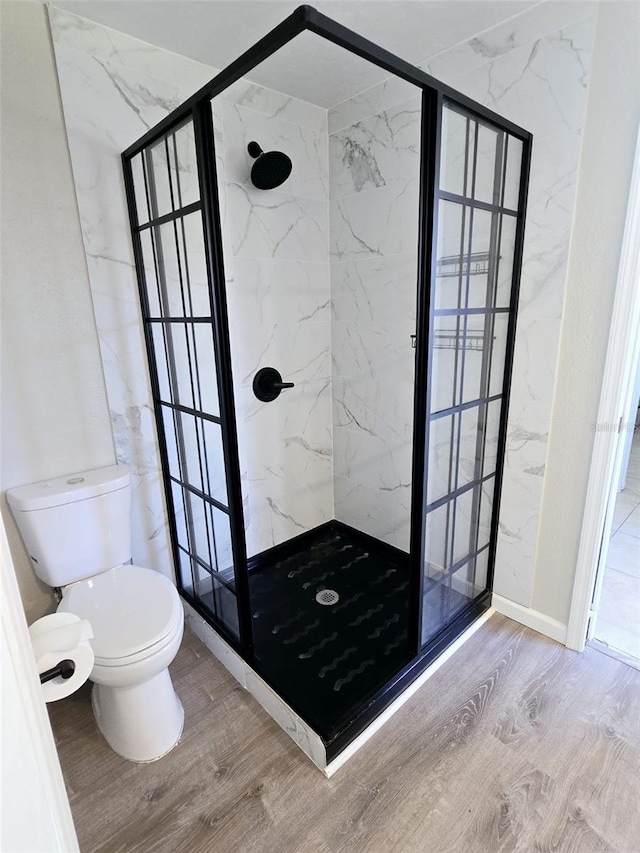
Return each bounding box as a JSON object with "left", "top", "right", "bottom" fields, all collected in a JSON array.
[
  {"left": 466, "top": 130, "right": 505, "bottom": 577},
  {"left": 447, "top": 121, "right": 479, "bottom": 578},
  {"left": 137, "top": 201, "right": 203, "bottom": 232},
  {"left": 426, "top": 470, "right": 495, "bottom": 514},
  {"left": 172, "top": 204, "right": 217, "bottom": 516},
  {"left": 146, "top": 315, "right": 214, "bottom": 323},
  {"left": 463, "top": 116, "right": 471, "bottom": 198},
  {"left": 155, "top": 396, "right": 221, "bottom": 425},
  {"left": 451, "top": 204, "right": 467, "bottom": 407},
  {"left": 430, "top": 392, "right": 502, "bottom": 421},
  {"left": 450, "top": 542, "right": 491, "bottom": 590},
  {"left": 145, "top": 147, "right": 199, "bottom": 600},
  {"left": 177, "top": 546, "right": 236, "bottom": 595},
  {"left": 168, "top": 474, "right": 229, "bottom": 515},
  {"left": 172, "top": 133, "right": 183, "bottom": 210},
  {"left": 438, "top": 189, "right": 518, "bottom": 217},
  {"left": 433, "top": 306, "right": 510, "bottom": 317},
  {"left": 164, "top": 140, "right": 217, "bottom": 577},
  {"left": 499, "top": 135, "right": 510, "bottom": 210},
  {"left": 164, "top": 135, "right": 177, "bottom": 213}
]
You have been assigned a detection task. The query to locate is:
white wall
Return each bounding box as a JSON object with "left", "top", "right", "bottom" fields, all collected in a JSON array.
[
  {"left": 0, "top": 1, "right": 115, "bottom": 622},
  {"left": 533, "top": 0, "right": 640, "bottom": 624}
]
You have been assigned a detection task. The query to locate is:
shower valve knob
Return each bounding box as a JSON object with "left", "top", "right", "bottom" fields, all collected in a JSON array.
[{"left": 253, "top": 367, "right": 294, "bottom": 402}]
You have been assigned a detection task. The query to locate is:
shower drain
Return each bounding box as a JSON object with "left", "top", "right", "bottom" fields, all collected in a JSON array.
[{"left": 315, "top": 589, "right": 339, "bottom": 606}]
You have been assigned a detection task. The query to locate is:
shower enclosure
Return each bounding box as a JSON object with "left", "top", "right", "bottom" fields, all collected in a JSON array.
[{"left": 123, "top": 5, "right": 530, "bottom": 761}]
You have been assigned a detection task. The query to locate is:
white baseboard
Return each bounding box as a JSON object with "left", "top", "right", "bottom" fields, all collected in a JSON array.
[{"left": 492, "top": 593, "right": 567, "bottom": 644}]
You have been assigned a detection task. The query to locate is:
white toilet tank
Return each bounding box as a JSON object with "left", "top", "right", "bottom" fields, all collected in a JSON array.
[{"left": 7, "top": 465, "right": 132, "bottom": 587}]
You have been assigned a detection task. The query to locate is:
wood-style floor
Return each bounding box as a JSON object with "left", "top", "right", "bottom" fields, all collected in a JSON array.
[{"left": 49, "top": 614, "right": 640, "bottom": 853}]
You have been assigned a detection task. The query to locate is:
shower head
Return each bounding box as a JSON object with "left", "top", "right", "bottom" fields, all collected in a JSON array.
[{"left": 247, "top": 141, "right": 292, "bottom": 190}]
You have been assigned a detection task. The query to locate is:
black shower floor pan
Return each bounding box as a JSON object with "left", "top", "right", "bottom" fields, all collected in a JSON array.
[{"left": 243, "top": 521, "right": 490, "bottom": 757}]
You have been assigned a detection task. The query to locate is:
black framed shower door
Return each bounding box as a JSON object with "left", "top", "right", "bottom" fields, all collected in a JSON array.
[{"left": 122, "top": 4, "right": 531, "bottom": 758}]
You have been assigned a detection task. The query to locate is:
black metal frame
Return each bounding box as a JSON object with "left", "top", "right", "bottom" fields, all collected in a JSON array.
[{"left": 123, "top": 4, "right": 532, "bottom": 755}]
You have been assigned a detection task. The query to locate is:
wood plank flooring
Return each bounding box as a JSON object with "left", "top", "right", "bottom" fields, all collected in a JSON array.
[{"left": 48, "top": 614, "right": 640, "bottom": 853}]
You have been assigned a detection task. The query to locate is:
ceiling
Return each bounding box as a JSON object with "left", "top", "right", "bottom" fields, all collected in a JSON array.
[{"left": 53, "top": 1, "right": 538, "bottom": 107}]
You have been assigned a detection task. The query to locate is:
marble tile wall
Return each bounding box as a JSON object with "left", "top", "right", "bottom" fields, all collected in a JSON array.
[
  {"left": 49, "top": 7, "right": 217, "bottom": 582},
  {"left": 328, "top": 1, "right": 596, "bottom": 603},
  {"left": 328, "top": 92, "right": 422, "bottom": 551},
  {"left": 50, "top": 6, "right": 333, "bottom": 570},
  {"left": 211, "top": 94, "right": 332, "bottom": 558}
]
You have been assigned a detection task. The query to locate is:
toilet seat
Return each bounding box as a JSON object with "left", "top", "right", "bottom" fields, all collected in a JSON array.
[{"left": 58, "top": 564, "right": 183, "bottom": 664}]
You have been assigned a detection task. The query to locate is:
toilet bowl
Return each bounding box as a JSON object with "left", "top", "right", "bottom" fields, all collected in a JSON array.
[
  {"left": 7, "top": 465, "right": 186, "bottom": 763},
  {"left": 58, "top": 564, "right": 185, "bottom": 762}
]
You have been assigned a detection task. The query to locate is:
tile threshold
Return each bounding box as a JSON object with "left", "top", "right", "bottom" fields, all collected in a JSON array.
[{"left": 589, "top": 637, "right": 640, "bottom": 672}]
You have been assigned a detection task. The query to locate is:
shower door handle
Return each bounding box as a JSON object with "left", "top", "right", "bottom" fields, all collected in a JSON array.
[{"left": 253, "top": 367, "right": 295, "bottom": 402}]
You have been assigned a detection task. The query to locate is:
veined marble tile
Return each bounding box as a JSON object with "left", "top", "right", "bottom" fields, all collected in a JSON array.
[
  {"left": 332, "top": 374, "right": 415, "bottom": 446},
  {"left": 242, "top": 377, "right": 333, "bottom": 452},
  {"left": 243, "top": 668, "right": 327, "bottom": 768},
  {"left": 493, "top": 471, "right": 544, "bottom": 606},
  {"left": 326, "top": 3, "right": 595, "bottom": 135},
  {"left": 244, "top": 409, "right": 333, "bottom": 553},
  {"left": 328, "top": 77, "right": 419, "bottom": 135},
  {"left": 334, "top": 474, "right": 411, "bottom": 553},
  {"left": 329, "top": 97, "right": 421, "bottom": 198},
  {"left": 236, "top": 316, "right": 331, "bottom": 387},
  {"left": 333, "top": 426, "right": 412, "bottom": 496},
  {"left": 451, "top": 16, "right": 595, "bottom": 141},
  {"left": 247, "top": 471, "right": 334, "bottom": 556},
  {"left": 227, "top": 182, "right": 328, "bottom": 262},
  {"left": 230, "top": 257, "right": 331, "bottom": 337},
  {"left": 504, "top": 400, "right": 552, "bottom": 479},
  {"left": 331, "top": 255, "right": 418, "bottom": 325},
  {"left": 49, "top": 7, "right": 215, "bottom": 92},
  {"left": 509, "top": 319, "right": 562, "bottom": 405},
  {"left": 240, "top": 376, "right": 333, "bottom": 555},
  {"left": 517, "top": 132, "right": 582, "bottom": 320},
  {"left": 221, "top": 79, "right": 327, "bottom": 134},
  {"left": 51, "top": 24, "right": 221, "bottom": 582},
  {"left": 330, "top": 180, "right": 420, "bottom": 261},
  {"left": 217, "top": 101, "right": 328, "bottom": 201},
  {"left": 332, "top": 319, "right": 415, "bottom": 382},
  {"left": 423, "top": 2, "right": 595, "bottom": 88}
]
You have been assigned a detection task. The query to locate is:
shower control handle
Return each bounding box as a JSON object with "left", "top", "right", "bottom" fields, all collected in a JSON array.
[{"left": 253, "top": 367, "right": 295, "bottom": 402}]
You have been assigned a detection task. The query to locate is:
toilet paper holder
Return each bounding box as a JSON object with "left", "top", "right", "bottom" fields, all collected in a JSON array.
[{"left": 39, "top": 659, "right": 75, "bottom": 684}]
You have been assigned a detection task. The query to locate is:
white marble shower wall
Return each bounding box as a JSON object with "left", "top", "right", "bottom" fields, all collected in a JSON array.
[
  {"left": 49, "top": 7, "right": 218, "bottom": 581},
  {"left": 427, "top": 4, "right": 597, "bottom": 606},
  {"left": 324, "top": 1, "right": 596, "bottom": 602},
  {"left": 328, "top": 84, "right": 422, "bottom": 552},
  {"left": 211, "top": 91, "right": 333, "bottom": 558}
]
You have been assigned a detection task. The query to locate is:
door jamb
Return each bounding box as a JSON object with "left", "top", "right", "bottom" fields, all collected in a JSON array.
[{"left": 566, "top": 127, "right": 640, "bottom": 651}]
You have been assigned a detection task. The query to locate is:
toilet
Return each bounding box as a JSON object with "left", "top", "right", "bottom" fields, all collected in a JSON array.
[{"left": 8, "top": 464, "right": 185, "bottom": 763}]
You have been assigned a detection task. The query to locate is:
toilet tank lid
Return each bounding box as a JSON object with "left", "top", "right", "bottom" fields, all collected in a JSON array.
[{"left": 7, "top": 465, "right": 130, "bottom": 512}]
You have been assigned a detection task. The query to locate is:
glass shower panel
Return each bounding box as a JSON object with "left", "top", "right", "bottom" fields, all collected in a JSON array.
[
  {"left": 421, "top": 104, "right": 523, "bottom": 647},
  {"left": 131, "top": 117, "right": 241, "bottom": 640}
]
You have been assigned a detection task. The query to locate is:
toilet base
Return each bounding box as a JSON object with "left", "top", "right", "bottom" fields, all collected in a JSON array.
[{"left": 91, "top": 668, "right": 184, "bottom": 762}]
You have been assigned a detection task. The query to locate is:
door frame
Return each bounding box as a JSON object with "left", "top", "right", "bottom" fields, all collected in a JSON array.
[{"left": 566, "top": 126, "right": 640, "bottom": 651}]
